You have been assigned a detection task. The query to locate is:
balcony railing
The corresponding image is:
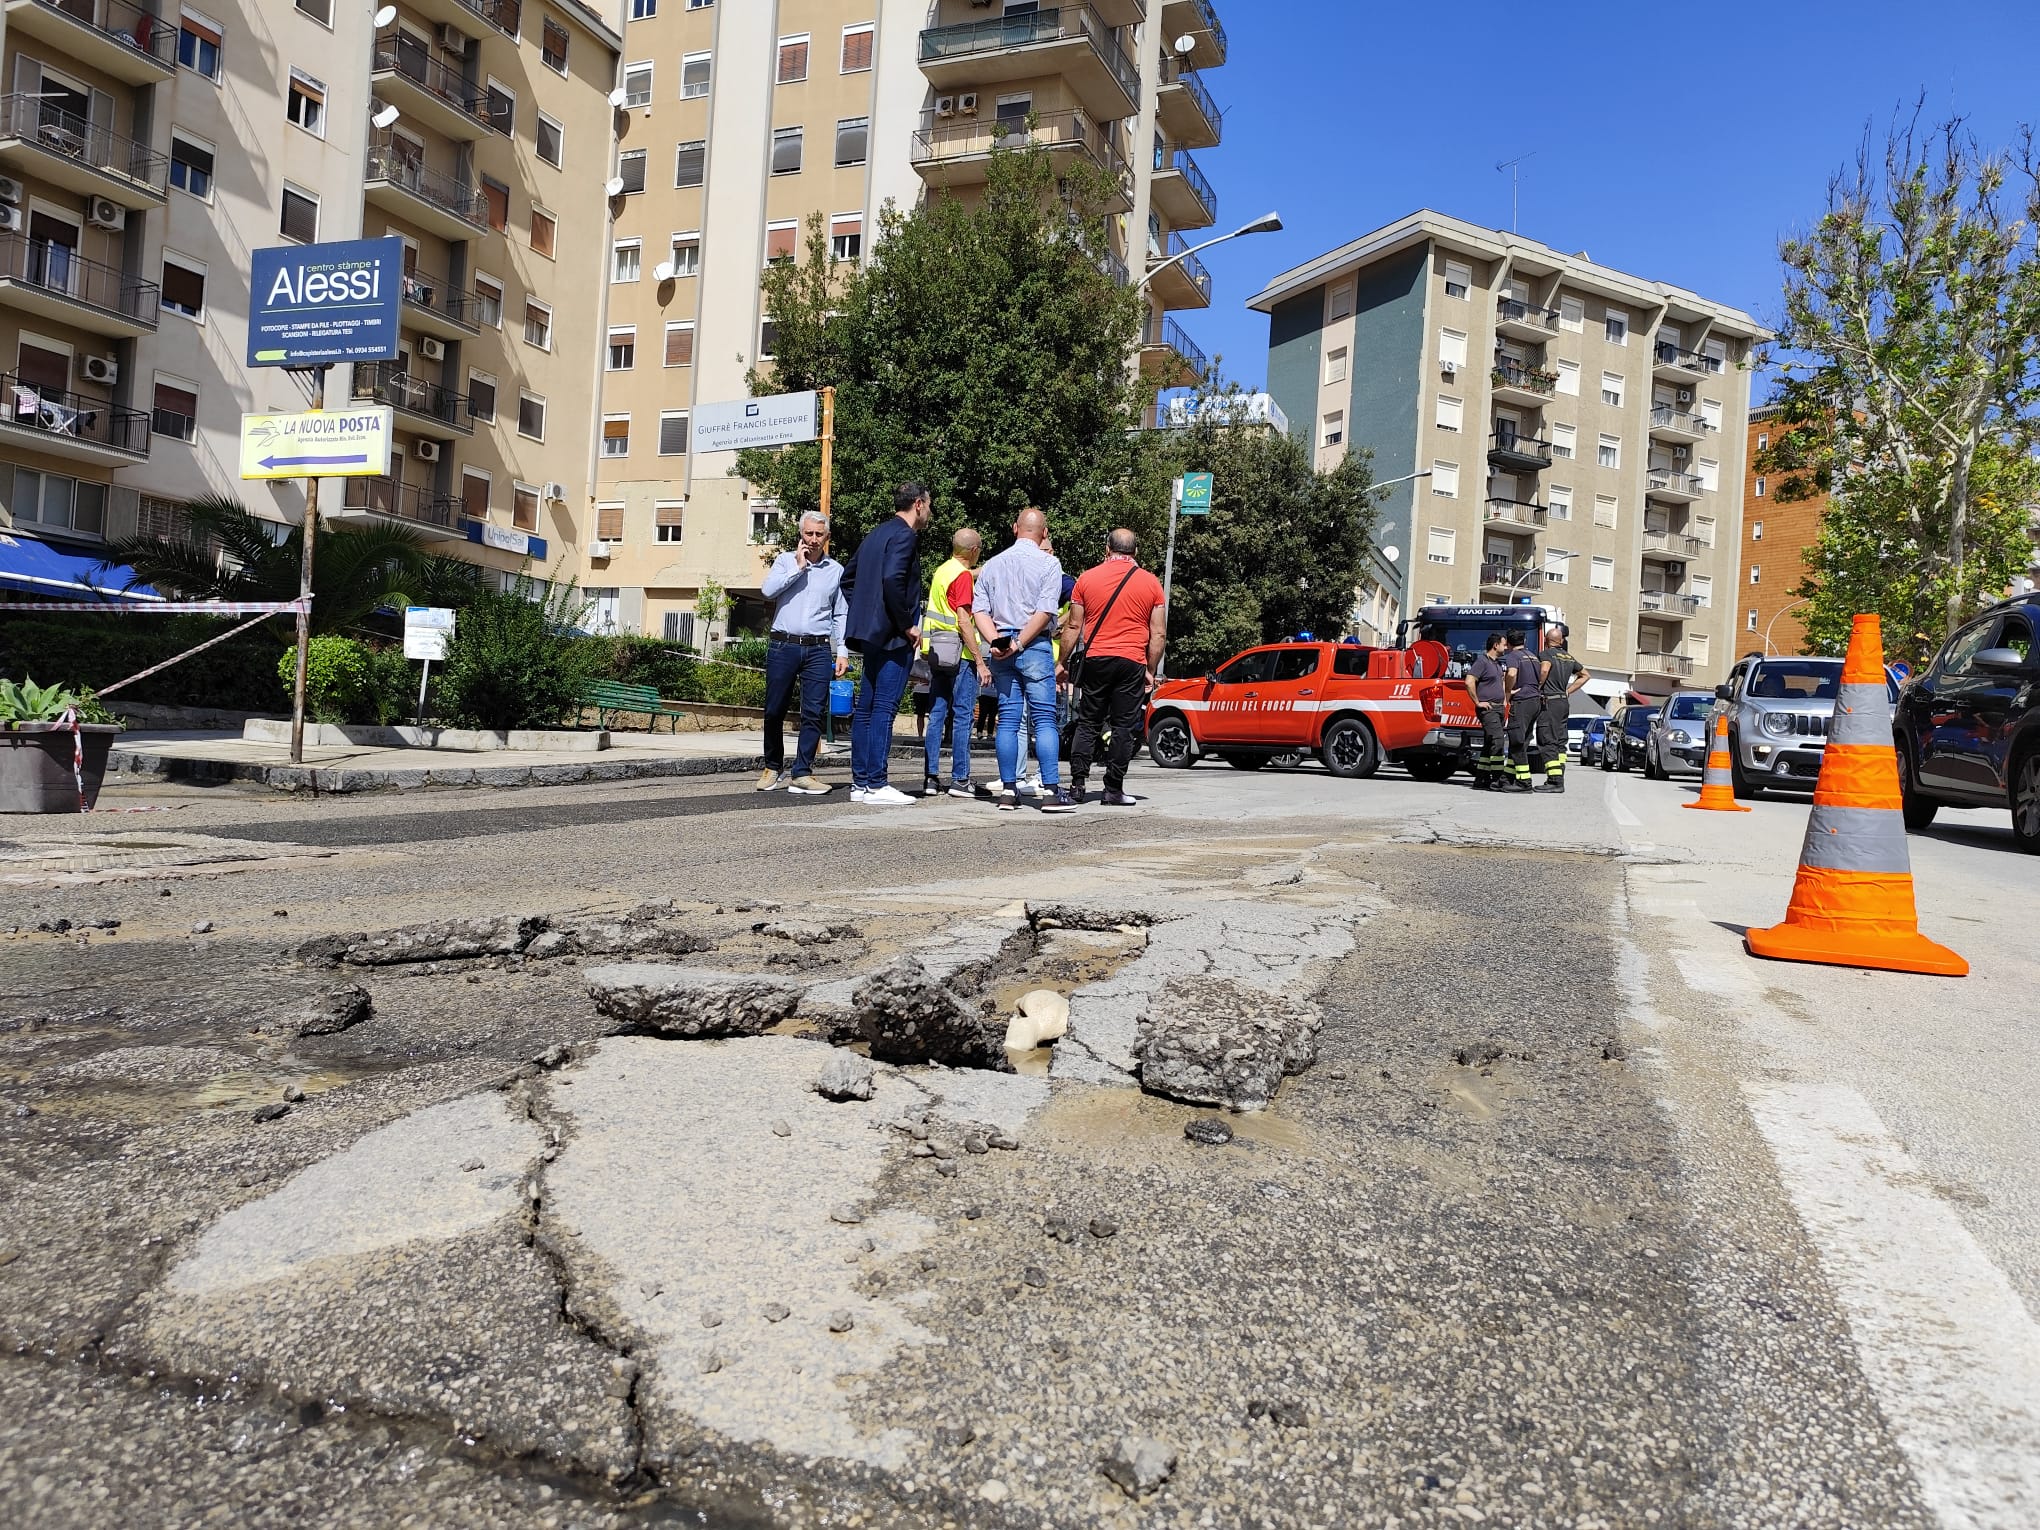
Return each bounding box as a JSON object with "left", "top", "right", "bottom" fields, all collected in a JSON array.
[
  {"left": 1653, "top": 339, "right": 1724, "bottom": 375},
  {"left": 0, "top": 232, "right": 158, "bottom": 327},
  {"left": 363, "top": 141, "right": 488, "bottom": 226},
  {"left": 1097, "top": 248, "right": 1129, "bottom": 286},
  {"left": 1491, "top": 358, "right": 1558, "bottom": 396},
  {"left": 1143, "top": 313, "right": 1208, "bottom": 377},
  {"left": 1646, "top": 466, "right": 1706, "bottom": 497},
  {"left": 1483, "top": 496, "right": 1547, "bottom": 529},
  {"left": 0, "top": 370, "right": 148, "bottom": 455},
  {"left": 1175, "top": 0, "right": 1227, "bottom": 58},
  {"left": 444, "top": 0, "right": 520, "bottom": 38},
  {"left": 910, "top": 107, "right": 1129, "bottom": 187},
  {"left": 1496, "top": 295, "right": 1558, "bottom": 333},
  {"left": 1480, "top": 560, "right": 1541, "bottom": 591},
  {"left": 1489, "top": 429, "right": 1555, "bottom": 466},
  {"left": 372, "top": 41, "right": 490, "bottom": 125},
  {"left": 0, "top": 93, "right": 167, "bottom": 192},
  {"left": 1155, "top": 144, "right": 1216, "bottom": 222},
  {"left": 1642, "top": 528, "right": 1703, "bottom": 556},
  {"left": 400, "top": 270, "right": 482, "bottom": 330},
  {"left": 918, "top": 5, "right": 1138, "bottom": 103},
  {"left": 351, "top": 363, "right": 471, "bottom": 431},
  {"left": 1155, "top": 230, "right": 1211, "bottom": 302},
  {"left": 341, "top": 476, "right": 460, "bottom": 529},
  {"left": 1159, "top": 54, "right": 1222, "bottom": 133},
  {"left": 1635, "top": 651, "right": 1695, "bottom": 677},
  {"left": 1639, "top": 589, "right": 1703, "bottom": 616},
  {"left": 1649, "top": 403, "right": 1716, "bottom": 435},
  {"left": 18, "top": 0, "right": 177, "bottom": 68}
]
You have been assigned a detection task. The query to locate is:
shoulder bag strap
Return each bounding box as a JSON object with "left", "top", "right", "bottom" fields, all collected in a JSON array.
[{"left": 1069, "top": 565, "right": 1141, "bottom": 681}]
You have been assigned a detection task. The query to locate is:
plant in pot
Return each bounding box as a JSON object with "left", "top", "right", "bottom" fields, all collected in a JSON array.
[{"left": 0, "top": 678, "right": 122, "bottom": 813}]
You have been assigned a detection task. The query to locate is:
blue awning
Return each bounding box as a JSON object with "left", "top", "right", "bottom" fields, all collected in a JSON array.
[{"left": 0, "top": 531, "right": 158, "bottom": 601}]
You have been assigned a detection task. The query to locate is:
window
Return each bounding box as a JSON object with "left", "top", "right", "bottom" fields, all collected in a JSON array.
[
  {"left": 1426, "top": 527, "right": 1455, "bottom": 564},
  {"left": 518, "top": 392, "right": 546, "bottom": 441},
  {"left": 1700, "top": 398, "right": 1723, "bottom": 433},
  {"left": 169, "top": 133, "right": 215, "bottom": 200},
  {"left": 1604, "top": 307, "right": 1628, "bottom": 345},
  {"left": 513, "top": 484, "right": 539, "bottom": 531},
  {"left": 1590, "top": 555, "right": 1615, "bottom": 590},
  {"left": 483, "top": 176, "right": 510, "bottom": 231},
  {"left": 1434, "top": 394, "right": 1461, "bottom": 432},
  {"left": 1600, "top": 371, "right": 1623, "bottom": 407},
  {"left": 758, "top": 315, "right": 777, "bottom": 358},
  {"left": 771, "top": 126, "right": 803, "bottom": 174},
  {"left": 596, "top": 504, "right": 625, "bottom": 542},
  {"left": 295, "top": 0, "right": 332, "bottom": 22},
  {"left": 1598, "top": 434, "right": 1620, "bottom": 469},
  {"left": 1550, "top": 422, "right": 1575, "bottom": 458},
  {"left": 1322, "top": 348, "right": 1349, "bottom": 385},
  {"left": 1443, "top": 259, "right": 1471, "bottom": 299},
  {"left": 655, "top": 501, "right": 685, "bottom": 542},
  {"left": 1703, "top": 337, "right": 1729, "bottom": 371},
  {"left": 836, "top": 117, "right": 868, "bottom": 167},
  {"left": 1752, "top": 519, "right": 1764, "bottom": 540},
  {"left": 750, "top": 506, "right": 782, "bottom": 544},
  {"left": 1437, "top": 329, "right": 1467, "bottom": 369},
  {"left": 1754, "top": 476, "right": 1767, "bottom": 499},
  {"left": 777, "top": 35, "right": 809, "bottom": 83},
  {"left": 765, "top": 221, "right": 798, "bottom": 264},
  {"left": 1593, "top": 494, "right": 1617, "bottom": 528},
  {"left": 1544, "top": 546, "right": 1570, "bottom": 584},
  {"left": 1692, "top": 574, "right": 1712, "bottom": 607},
  {"left": 1586, "top": 617, "right": 1611, "bottom": 652},
  {"left": 9, "top": 469, "right": 106, "bottom": 536},
  {"left": 1548, "top": 485, "right": 1572, "bottom": 520},
  {"left": 1757, "top": 432, "right": 1769, "bottom": 452},
  {"left": 486, "top": 81, "right": 514, "bottom": 134},
  {"left": 474, "top": 274, "right": 503, "bottom": 327},
  {"left": 671, "top": 234, "right": 700, "bottom": 274},
  {"left": 659, "top": 410, "right": 689, "bottom": 455},
  {"left": 1559, "top": 295, "right": 1584, "bottom": 333},
  {"left": 1554, "top": 359, "right": 1580, "bottom": 396},
  {"left": 160, "top": 254, "right": 206, "bottom": 320},
  {"left": 279, "top": 184, "right": 317, "bottom": 242},
  {"left": 664, "top": 321, "right": 694, "bottom": 366},
  {"left": 1425, "top": 593, "right": 1449, "bottom": 608},
  {"left": 536, "top": 115, "right": 564, "bottom": 168},
  {"left": 1689, "top": 633, "right": 1710, "bottom": 668},
  {"left": 830, "top": 214, "right": 862, "bottom": 263},
  {"left": 151, "top": 379, "right": 198, "bottom": 441},
  {"left": 1321, "top": 411, "right": 1344, "bottom": 447},
  {"left": 1697, "top": 457, "right": 1719, "bottom": 493},
  {"left": 841, "top": 23, "right": 874, "bottom": 72},
  {"left": 179, "top": 12, "right": 222, "bottom": 80},
  {"left": 675, "top": 140, "right": 705, "bottom": 187},
  {"left": 608, "top": 327, "right": 635, "bottom": 370},
  {"left": 1327, "top": 282, "right": 1353, "bottom": 321},
  {"left": 682, "top": 52, "right": 711, "bottom": 99},
  {"left": 1694, "top": 514, "right": 1716, "bottom": 544},
  {"left": 622, "top": 62, "right": 652, "bottom": 108},
  {"left": 630, "top": 0, "right": 655, "bottom": 15},
  {"left": 613, "top": 239, "right": 641, "bottom": 283},
  {"left": 997, "top": 92, "right": 1031, "bottom": 127},
  {"left": 523, "top": 298, "right": 551, "bottom": 348},
  {"left": 602, "top": 415, "right": 630, "bottom": 457},
  {"left": 530, "top": 206, "right": 556, "bottom": 257},
  {"left": 1747, "top": 608, "right": 1759, "bottom": 632},
  {"left": 1431, "top": 460, "right": 1459, "bottom": 497},
  {"left": 462, "top": 470, "right": 491, "bottom": 523},
  {"left": 1750, "top": 565, "right": 1761, "bottom": 584},
  {"left": 542, "top": 18, "right": 569, "bottom": 72},
  {"left": 467, "top": 371, "right": 497, "bottom": 421}
]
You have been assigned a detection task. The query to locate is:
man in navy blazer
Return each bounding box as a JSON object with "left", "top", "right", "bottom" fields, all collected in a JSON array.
[{"left": 843, "top": 481, "right": 932, "bottom": 803}]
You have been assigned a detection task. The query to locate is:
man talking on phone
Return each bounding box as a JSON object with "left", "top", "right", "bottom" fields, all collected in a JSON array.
[
  {"left": 971, "top": 507, "right": 1076, "bottom": 814},
  {"left": 758, "top": 510, "right": 849, "bottom": 794}
]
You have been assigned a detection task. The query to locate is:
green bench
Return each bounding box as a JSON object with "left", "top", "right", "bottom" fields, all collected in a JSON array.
[{"left": 578, "top": 680, "right": 688, "bottom": 733}]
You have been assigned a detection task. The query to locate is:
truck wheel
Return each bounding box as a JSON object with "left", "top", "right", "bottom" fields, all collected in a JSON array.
[
  {"left": 1404, "top": 755, "right": 1455, "bottom": 783},
  {"left": 1147, "top": 715, "right": 1195, "bottom": 770},
  {"left": 2011, "top": 749, "right": 2039, "bottom": 852},
  {"left": 1319, "top": 718, "right": 1380, "bottom": 779},
  {"left": 1898, "top": 735, "right": 1938, "bottom": 830},
  {"left": 1223, "top": 752, "right": 1269, "bottom": 771},
  {"left": 1730, "top": 737, "right": 1765, "bottom": 800},
  {"left": 1268, "top": 750, "right": 1305, "bottom": 769}
]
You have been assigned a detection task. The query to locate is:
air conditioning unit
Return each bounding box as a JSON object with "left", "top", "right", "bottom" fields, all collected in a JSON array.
[
  {"left": 1675, "top": 386, "right": 1693, "bottom": 404},
  {"left": 417, "top": 336, "right": 446, "bottom": 361},
  {"left": 0, "top": 176, "right": 21, "bottom": 204},
  {"left": 81, "top": 355, "right": 118, "bottom": 384},
  {"left": 935, "top": 95, "right": 957, "bottom": 118},
  {"left": 544, "top": 480, "right": 567, "bottom": 502},
  {"left": 1439, "top": 359, "right": 1456, "bottom": 377},
  {"left": 1667, "top": 561, "right": 1687, "bottom": 577},
  {"left": 87, "top": 197, "right": 125, "bottom": 231},
  {"left": 437, "top": 23, "right": 468, "bottom": 52},
  {"left": 413, "top": 440, "right": 441, "bottom": 462},
  {"left": 589, "top": 541, "right": 612, "bottom": 560},
  {"left": 1672, "top": 445, "right": 1689, "bottom": 461},
  {"left": 957, "top": 92, "right": 979, "bottom": 115},
  {"left": 0, "top": 205, "right": 20, "bottom": 234}
]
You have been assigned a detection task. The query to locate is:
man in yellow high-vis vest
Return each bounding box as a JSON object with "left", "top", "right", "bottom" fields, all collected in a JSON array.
[{"left": 919, "top": 527, "right": 992, "bottom": 798}]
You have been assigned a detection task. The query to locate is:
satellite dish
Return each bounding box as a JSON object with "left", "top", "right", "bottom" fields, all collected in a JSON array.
[
  {"left": 371, "top": 102, "right": 400, "bottom": 130},
  {"left": 1174, "top": 33, "right": 1195, "bottom": 54},
  {"left": 604, "top": 176, "right": 626, "bottom": 197},
  {"left": 608, "top": 86, "right": 627, "bottom": 109},
  {"left": 653, "top": 261, "right": 676, "bottom": 282},
  {"left": 373, "top": 4, "right": 396, "bottom": 26},
  {"left": 1382, "top": 546, "right": 1400, "bottom": 563}
]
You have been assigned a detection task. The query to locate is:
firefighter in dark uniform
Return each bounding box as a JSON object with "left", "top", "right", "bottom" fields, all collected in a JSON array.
[
  {"left": 1535, "top": 621, "right": 1591, "bottom": 792},
  {"left": 1461, "top": 632, "right": 1509, "bottom": 789},
  {"left": 1501, "top": 630, "right": 1541, "bottom": 792}
]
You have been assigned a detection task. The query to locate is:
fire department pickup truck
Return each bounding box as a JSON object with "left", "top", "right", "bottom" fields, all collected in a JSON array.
[{"left": 1144, "top": 640, "right": 1480, "bottom": 779}]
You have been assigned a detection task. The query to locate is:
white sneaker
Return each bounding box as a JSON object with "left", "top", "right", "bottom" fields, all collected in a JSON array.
[
  {"left": 861, "top": 784, "right": 915, "bottom": 806},
  {"left": 1016, "top": 774, "right": 1042, "bottom": 798},
  {"left": 849, "top": 788, "right": 870, "bottom": 804}
]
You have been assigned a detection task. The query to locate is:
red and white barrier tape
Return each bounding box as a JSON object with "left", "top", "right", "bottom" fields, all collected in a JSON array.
[{"left": 0, "top": 598, "right": 309, "bottom": 614}]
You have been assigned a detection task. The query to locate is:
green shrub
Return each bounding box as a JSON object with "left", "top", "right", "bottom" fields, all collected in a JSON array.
[
  {"left": 721, "top": 635, "right": 770, "bottom": 670},
  {"left": 435, "top": 588, "right": 593, "bottom": 730},
  {"left": 0, "top": 614, "right": 282, "bottom": 712},
  {"left": 362, "top": 643, "right": 418, "bottom": 725},
  {"left": 278, "top": 636, "right": 369, "bottom": 724},
  {"left": 0, "top": 676, "right": 110, "bottom": 723}
]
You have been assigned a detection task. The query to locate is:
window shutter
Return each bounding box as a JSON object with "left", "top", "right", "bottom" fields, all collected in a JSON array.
[
  {"left": 597, "top": 505, "right": 624, "bottom": 541},
  {"left": 776, "top": 37, "right": 807, "bottom": 83},
  {"left": 659, "top": 414, "right": 689, "bottom": 454},
  {"left": 841, "top": 27, "right": 873, "bottom": 72},
  {"left": 162, "top": 260, "right": 205, "bottom": 312},
  {"left": 766, "top": 223, "right": 797, "bottom": 261},
  {"left": 462, "top": 474, "right": 490, "bottom": 520},
  {"left": 655, "top": 501, "right": 686, "bottom": 529},
  {"left": 665, "top": 323, "right": 694, "bottom": 366},
  {"left": 482, "top": 177, "right": 509, "bottom": 230}
]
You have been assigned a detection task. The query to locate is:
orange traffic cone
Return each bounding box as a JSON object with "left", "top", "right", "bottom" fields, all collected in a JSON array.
[
  {"left": 1685, "top": 711, "right": 1752, "bottom": 812},
  {"left": 1744, "top": 613, "right": 1966, "bottom": 977}
]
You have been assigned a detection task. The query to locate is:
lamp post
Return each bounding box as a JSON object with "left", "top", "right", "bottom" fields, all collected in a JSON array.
[
  {"left": 1762, "top": 597, "right": 1811, "bottom": 656},
  {"left": 1136, "top": 211, "right": 1283, "bottom": 291},
  {"left": 1513, "top": 550, "right": 1574, "bottom": 599}
]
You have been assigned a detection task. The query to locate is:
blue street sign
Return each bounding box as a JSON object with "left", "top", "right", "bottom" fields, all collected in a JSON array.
[{"left": 248, "top": 237, "right": 404, "bottom": 367}]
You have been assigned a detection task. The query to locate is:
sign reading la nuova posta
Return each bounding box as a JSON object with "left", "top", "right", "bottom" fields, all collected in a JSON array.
[{"left": 247, "top": 237, "right": 404, "bottom": 368}]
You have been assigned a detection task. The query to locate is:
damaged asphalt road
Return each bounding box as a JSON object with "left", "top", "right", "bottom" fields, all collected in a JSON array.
[{"left": 0, "top": 773, "right": 1944, "bottom": 1527}]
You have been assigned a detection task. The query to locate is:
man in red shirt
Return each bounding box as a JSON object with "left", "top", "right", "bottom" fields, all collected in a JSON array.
[{"left": 1064, "top": 528, "right": 1167, "bottom": 805}]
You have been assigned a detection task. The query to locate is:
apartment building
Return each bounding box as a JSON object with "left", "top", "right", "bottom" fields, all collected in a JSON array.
[
  {"left": 590, "top": 0, "right": 1227, "bottom": 643},
  {"left": 0, "top": 0, "right": 618, "bottom": 593},
  {"left": 1738, "top": 404, "right": 1827, "bottom": 655},
  {"left": 1249, "top": 211, "right": 1769, "bottom": 697}
]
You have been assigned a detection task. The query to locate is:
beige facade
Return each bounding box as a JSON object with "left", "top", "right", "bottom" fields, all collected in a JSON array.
[
  {"left": 589, "top": 0, "right": 1228, "bottom": 643},
  {"left": 0, "top": 0, "right": 618, "bottom": 592},
  {"left": 1250, "top": 212, "right": 1770, "bottom": 697}
]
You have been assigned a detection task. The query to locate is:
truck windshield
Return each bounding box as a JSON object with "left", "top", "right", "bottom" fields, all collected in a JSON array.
[{"left": 1746, "top": 662, "right": 1842, "bottom": 700}]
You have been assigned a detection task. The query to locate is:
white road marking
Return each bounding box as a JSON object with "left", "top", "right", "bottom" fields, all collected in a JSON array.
[
  {"left": 1605, "top": 778, "right": 1642, "bottom": 828},
  {"left": 1745, "top": 1082, "right": 2040, "bottom": 1528}
]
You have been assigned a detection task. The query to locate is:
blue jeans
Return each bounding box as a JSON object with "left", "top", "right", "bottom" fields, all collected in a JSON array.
[
  {"left": 924, "top": 661, "right": 981, "bottom": 784},
  {"left": 988, "top": 637, "right": 1060, "bottom": 789},
  {"left": 850, "top": 642, "right": 912, "bottom": 790},
  {"left": 762, "top": 639, "right": 832, "bottom": 776}
]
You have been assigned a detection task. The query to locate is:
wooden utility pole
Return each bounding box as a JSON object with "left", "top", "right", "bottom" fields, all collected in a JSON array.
[
  {"left": 287, "top": 365, "right": 327, "bottom": 765},
  {"left": 818, "top": 385, "right": 836, "bottom": 521}
]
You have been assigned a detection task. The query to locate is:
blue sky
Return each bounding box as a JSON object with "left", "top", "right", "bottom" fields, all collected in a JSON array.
[{"left": 1185, "top": 0, "right": 2040, "bottom": 408}]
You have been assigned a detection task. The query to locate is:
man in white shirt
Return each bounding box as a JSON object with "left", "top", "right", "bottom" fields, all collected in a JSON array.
[
  {"left": 970, "top": 508, "right": 1075, "bottom": 814},
  {"left": 757, "top": 511, "right": 849, "bottom": 794}
]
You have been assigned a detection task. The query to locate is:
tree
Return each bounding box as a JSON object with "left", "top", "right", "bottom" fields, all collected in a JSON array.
[
  {"left": 733, "top": 138, "right": 1148, "bottom": 562},
  {"left": 1768, "top": 110, "right": 2040, "bottom": 663}
]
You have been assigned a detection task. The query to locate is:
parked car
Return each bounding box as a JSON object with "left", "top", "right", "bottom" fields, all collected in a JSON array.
[
  {"left": 1600, "top": 702, "right": 1655, "bottom": 773},
  {"left": 1715, "top": 654, "right": 1902, "bottom": 799},
  {"left": 1893, "top": 594, "right": 2040, "bottom": 852},
  {"left": 1643, "top": 692, "right": 1719, "bottom": 778},
  {"left": 1577, "top": 715, "right": 1610, "bottom": 766}
]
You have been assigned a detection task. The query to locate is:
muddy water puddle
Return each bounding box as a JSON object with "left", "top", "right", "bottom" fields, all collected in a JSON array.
[
  {"left": 989, "top": 925, "right": 1147, "bottom": 1076},
  {"left": 1039, "top": 1079, "right": 1331, "bottom": 1162}
]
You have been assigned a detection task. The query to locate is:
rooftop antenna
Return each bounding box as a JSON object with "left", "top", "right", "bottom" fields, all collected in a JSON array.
[{"left": 1495, "top": 151, "right": 1536, "bottom": 233}]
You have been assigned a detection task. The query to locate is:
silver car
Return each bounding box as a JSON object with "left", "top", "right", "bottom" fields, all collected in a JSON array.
[
  {"left": 1643, "top": 691, "right": 1718, "bottom": 779},
  {"left": 1717, "top": 656, "right": 1899, "bottom": 799}
]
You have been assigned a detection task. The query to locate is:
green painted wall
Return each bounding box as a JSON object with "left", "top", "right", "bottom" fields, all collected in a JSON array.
[
  {"left": 1264, "top": 293, "right": 1321, "bottom": 452},
  {"left": 1344, "top": 245, "right": 1429, "bottom": 603}
]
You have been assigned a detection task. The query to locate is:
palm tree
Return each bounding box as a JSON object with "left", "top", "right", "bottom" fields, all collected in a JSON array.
[{"left": 101, "top": 495, "right": 477, "bottom": 636}]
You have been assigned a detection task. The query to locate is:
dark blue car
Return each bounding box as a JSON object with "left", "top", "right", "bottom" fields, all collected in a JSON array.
[
  {"left": 1894, "top": 593, "right": 2040, "bottom": 852},
  {"left": 1600, "top": 701, "right": 1655, "bottom": 773}
]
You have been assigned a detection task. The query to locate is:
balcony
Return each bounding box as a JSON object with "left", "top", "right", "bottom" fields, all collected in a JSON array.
[
  {"left": 334, "top": 476, "right": 465, "bottom": 540},
  {"left": 0, "top": 232, "right": 158, "bottom": 338},
  {"left": 912, "top": 109, "right": 1130, "bottom": 213},
  {"left": 1648, "top": 403, "right": 1714, "bottom": 445},
  {"left": 363, "top": 141, "right": 489, "bottom": 242},
  {"left": 3, "top": 0, "right": 175, "bottom": 85},
  {"left": 1483, "top": 496, "right": 1548, "bottom": 533},
  {"left": 1494, "top": 295, "right": 1557, "bottom": 340},
  {"left": 1490, "top": 357, "right": 1557, "bottom": 405},
  {"left": 919, "top": 6, "right": 1138, "bottom": 125},
  {"left": 372, "top": 42, "right": 492, "bottom": 142},
  {"left": 1145, "top": 231, "right": 1211, "bottom": 311},
  {"left": 351, "top": 363, "right": 473, "bottom": 439},
  {"left": 400, "top": 270, "right": 483, "bottom": 340},
  {"left": 0, "top": 370, "right": 147, "bottom": 464},
  {"left": 404, "top": 0, "right": 520, "bottom": 41},
  {"left": 1639, "top": 588, "right": 1702, "bottom": 619},
  {"left": 1635, "top": 650, "right": 1695, "bottom": 678},
  {"left": 1480, "top": 560, "right": 1541, "bottom": 596},
  {"left": 1652, "top": 338, "right": 1723, "bottom": 382},
  {"left": 0, "top": 94, "right": 166, "bottom": 209},
  {"left": 1150, "top": 145, "right": 1216, "bottom": 230},
  {"left": 1160, "top": 0, "right": 1227, "bottom": 68},
  {"left": 1140, "top": 313, "right": 1207, "bottom": 390},
  {"left": 1641, "top": 526, "right": 1703, "bottom": 559},
  {"left": 1646, "top": 465, "right": 1704, "bottom": 503},
  {"left": 1488, "top": 428, "right": 1553, "bottom": 473},
  {"left": 1156, "top": 55, "right": 1221, "bottom": 150}
]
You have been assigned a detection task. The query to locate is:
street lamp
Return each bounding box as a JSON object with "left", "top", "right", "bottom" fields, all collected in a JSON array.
[
  {"left": 1367, "top": 469, "right": 1432, "bottom": 496},
  {"left": 1514, "top": 550, "right": 1574, "bottom": 599},
  {"left": 1762, "top": 597, "right": 1811, "bottom": 656},
  {"left": 1136, "top": 211, "right": 1283, "bottom": 291}
]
